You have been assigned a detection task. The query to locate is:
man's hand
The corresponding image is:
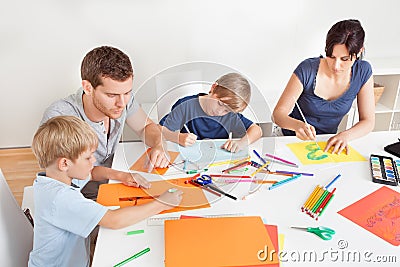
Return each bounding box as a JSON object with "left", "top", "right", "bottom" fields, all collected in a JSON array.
[{"left": 145, "top": 144, "right": 170, "bottom": 172}]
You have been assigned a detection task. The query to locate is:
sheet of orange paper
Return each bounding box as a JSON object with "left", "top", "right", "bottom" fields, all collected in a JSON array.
[
  {"left": 164, "top": 216, "right": 278, "bottom": 267},
  {"left": 338, "top": 186, "right": 400, "bottom": 246},
  {"left": 96, "top": 178, "right": 210, "bottom": 213},
  {"left": 129, "top": 148, "right": 180, "bottom": 175},
  {"left": 179, "top": 215, "right": 280, "bottom": 267},
  {"left": 286, "top": 141, "right": 366, "bottom": 165}
]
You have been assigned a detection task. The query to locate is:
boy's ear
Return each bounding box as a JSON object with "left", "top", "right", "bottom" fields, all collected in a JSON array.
[
  {"left": 82, "top": 80, "right": 94, "bottom": 95},
  {"left": 57, "top": 157, "right": 70, "bottom": 172},
  {"left": 209, "top": 83, "right": 218, "bottom": 94}
]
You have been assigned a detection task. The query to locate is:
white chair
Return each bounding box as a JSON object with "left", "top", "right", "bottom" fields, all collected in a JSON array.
[
  {"left": 0, "top": 168, "right": 33, "bottom": 266},
  {"left": 22, "top": 185, "right": 35, "bottom": 218}
]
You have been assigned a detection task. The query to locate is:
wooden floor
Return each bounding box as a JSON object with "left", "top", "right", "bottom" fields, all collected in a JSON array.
[{"left": 0, "top": 147, "right": 42, "bottom": 206}]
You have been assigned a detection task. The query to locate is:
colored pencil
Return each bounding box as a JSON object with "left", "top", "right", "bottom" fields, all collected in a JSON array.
[
  {"left": 325, "top": 174, "right": 341, "bottom": 189},
  {"left": 311, "top": 190, "right": 329, "bottom": 214},
  {"left": 302, "top": 185, "right": 320, "bottom": 211},
  {"left": 253, "top": 149, "right": 267, "bottom": 164},
  {"left": 268, "top": 174, "right": 302, "bottom": 190},
  {"left": 209, "top": 174, "right": 252, "bottom": 179},
  {"left": 215, "top": 178, "right": 277, "bottom": 184},
  {"left": 222, "top": 161, "right": 250, "bottom": 173},
  {"left": 265, "top": 153, "right": 298, "bottom": 167},
  {"left": 274, "top": 170, "right": 314, "bottom": 176},
  {"left": 306, "top": 186, "right": 324, "bottom": 211},
  {"left": 250, "top": 161, "right": 270, "bottom": 177},
  {"left": 317, "top": 193, "right": 335, "bottom": 218},
  {"left": 208, "top": 156, "right": 251, "bottom": 167},
  {"left": 113, "top": 247, "right": 150, "bottom": 267},
  {"left": 316, "top": 188, "right": 336, "bottom": 215}
]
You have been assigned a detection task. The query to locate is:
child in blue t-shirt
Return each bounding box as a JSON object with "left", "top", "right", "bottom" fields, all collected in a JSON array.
[
  {"left": 28, "top": 116, "right": 183, "bottom": 267},
  {"left": 159, "top": 73, "right": 262, "bottom": 153}
]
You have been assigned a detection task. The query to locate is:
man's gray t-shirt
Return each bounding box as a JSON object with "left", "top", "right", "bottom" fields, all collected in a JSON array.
[{"left": 40, "top": 88, "right": 140, "bottom": 199}]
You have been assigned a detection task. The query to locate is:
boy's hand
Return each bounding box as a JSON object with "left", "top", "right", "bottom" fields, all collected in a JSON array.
[
  {"left": 221, "top": 139, "right": 245, "bottom": 153},
  {"left": 156, "top": 189, "right": 183, "bottom": 210},
  {"left": 178, "top": 133, "right": 197, "bottom": 147},
  {"left": 118, "top": 171, "right": 151, "bottom": 188}
]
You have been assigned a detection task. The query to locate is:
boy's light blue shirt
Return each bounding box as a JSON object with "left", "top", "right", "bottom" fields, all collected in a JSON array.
[{"left": 28, "top": 174, "right": 108, "bottom": 267}]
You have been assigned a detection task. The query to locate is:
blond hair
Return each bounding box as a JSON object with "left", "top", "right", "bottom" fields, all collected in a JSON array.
[
  {"left": 32, "top": 116, "right": 98, "bottom": 168},
  {"left": 213, "top": 73, "right": 251, "bottom": 112}
]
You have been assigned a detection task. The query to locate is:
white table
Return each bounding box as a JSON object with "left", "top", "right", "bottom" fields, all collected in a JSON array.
[{"left": 92, "top": 132, "right": 400, "bottom": 267}]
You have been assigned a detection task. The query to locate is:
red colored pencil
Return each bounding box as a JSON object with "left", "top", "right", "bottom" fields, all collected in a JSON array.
[{"left": 315, "top": 188, "right": 336, "bottom": 215}]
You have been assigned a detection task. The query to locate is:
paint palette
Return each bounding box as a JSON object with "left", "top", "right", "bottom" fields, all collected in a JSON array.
[{"left": 369, "top": 154, "right": 400, "bottom": 186}]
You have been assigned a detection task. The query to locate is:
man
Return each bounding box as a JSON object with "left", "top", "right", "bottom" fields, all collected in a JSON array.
[{"left": 40, "top": 46, "right": 169, "bottom": 199}]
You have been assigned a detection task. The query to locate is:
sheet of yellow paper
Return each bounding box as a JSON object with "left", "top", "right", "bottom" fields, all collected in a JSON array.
[{"left": 286, "top": 141, "right": 366, "bottom": 165}]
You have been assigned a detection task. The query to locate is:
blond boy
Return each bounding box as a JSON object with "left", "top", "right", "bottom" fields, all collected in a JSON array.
[
  {"left": 28, "top": 116, "right": 182, "bottom": 267},
  {"left": 159, "top": 73, "right": 262, "bottom": 152}
]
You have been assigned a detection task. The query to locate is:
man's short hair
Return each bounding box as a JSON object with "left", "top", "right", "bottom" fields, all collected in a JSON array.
[{"left": 81, "top": 46, "right": 133, "bottom": 88}]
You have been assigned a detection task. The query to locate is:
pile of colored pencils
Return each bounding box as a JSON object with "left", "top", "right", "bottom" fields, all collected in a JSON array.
[{"left": 301, "top": 174, "right": 341, "bottom": 220}]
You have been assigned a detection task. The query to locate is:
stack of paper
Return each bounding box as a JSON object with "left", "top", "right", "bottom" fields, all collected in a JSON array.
[{"left": 164, "top": 216, "right": 279, "bottom": 266}]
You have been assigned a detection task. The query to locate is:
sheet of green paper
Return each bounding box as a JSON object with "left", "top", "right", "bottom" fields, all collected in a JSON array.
[{"left": 286, "top": 141, "right": 366, "bottom": 165}]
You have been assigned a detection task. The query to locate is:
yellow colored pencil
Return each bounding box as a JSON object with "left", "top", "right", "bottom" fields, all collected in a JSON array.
[
  {"left": 307, "top": 186, "right": 324, "bottom": 211},
  {"left": 302, "top": 185, "right": 320, "bottom": 211},
  {"left": 250, "top": 161, "right": 270, "bottom": 177},
  {"left": 208, "top": 156, "right": 250, "bottom": 167}
]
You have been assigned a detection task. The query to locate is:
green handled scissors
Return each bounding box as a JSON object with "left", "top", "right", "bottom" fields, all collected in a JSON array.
[{"left": 291, "top": 226, "right": 335, "bottom": 240}]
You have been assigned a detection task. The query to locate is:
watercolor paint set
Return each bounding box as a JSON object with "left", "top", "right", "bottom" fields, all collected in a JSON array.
[{"left": 369, "top": 154, "right": 400, "bottom": 186}]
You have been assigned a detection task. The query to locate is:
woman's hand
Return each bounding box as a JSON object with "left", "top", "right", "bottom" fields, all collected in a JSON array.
[
  {"left": 324, "top": 132, "right": 350, "bottom": 155},
  {"left": 295, "top": 122, "right": 317, "bottom": 141}
]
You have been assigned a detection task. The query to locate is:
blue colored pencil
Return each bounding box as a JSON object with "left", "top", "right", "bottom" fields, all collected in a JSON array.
[
  {"left": 268, "top": 174, "right": 302, "bottom": 190},
  {"left": 253, "top": 149, "right": 267, "bottom": 164},
  {"left": 325, "top": 174, "right": 341, "bottom": 189}
]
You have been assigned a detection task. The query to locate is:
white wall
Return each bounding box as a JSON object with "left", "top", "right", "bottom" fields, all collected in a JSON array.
[{"left": 1, "top": 0, "right": 399, "bottom": 148}]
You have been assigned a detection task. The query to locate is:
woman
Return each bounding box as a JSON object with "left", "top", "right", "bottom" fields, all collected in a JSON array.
[{"left": 272, "top": 19, "right": 375, "bottom": 154}]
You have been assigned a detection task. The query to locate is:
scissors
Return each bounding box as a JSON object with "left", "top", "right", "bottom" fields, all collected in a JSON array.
[
  {"left": 191, "top": 174, "right": 237, "bottom": 200},
  {"left": 291, "top": 226, "right": 335, "bottom": 240}
]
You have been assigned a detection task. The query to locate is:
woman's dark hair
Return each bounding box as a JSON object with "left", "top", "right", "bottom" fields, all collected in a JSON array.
[{"left": 325, "top": 19, "right": 365, "bottom": 59}]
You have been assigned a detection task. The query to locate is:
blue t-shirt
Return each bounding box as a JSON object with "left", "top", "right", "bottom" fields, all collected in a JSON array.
[
  {"left": 282, "top": 57, "right": 372, "bottom": 135},
  {"left": 159, "top": 94, "right": 253, "bottom": 139},
  {"left": 28, "top": 174, "right": 108, "bottom": 267}
]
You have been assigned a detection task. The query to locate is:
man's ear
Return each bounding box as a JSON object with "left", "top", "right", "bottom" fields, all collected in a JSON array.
[
  {"left": 57, "top": 157, "right": 70, "bottom": 172},
  {"left": 82, "top": 80, "right": 94, "bottom": 95}
]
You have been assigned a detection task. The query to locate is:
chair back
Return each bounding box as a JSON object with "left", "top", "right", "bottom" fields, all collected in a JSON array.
[{"left": 0, "top": 168, "right": 33, "bottom": 266}]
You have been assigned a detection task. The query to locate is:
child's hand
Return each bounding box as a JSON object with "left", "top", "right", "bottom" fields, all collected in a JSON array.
[
  {"left": 118, "top": 171, "right": 151, "bottom": 189},
  {"left": 156, "top": 189, "right": 183, "bottom": 210},
  {"left": 221, "top": 139, "right": 245, "bottom": 153},
  {"left": 178, "top": 133, "right": 197, "bottom": 147}
]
